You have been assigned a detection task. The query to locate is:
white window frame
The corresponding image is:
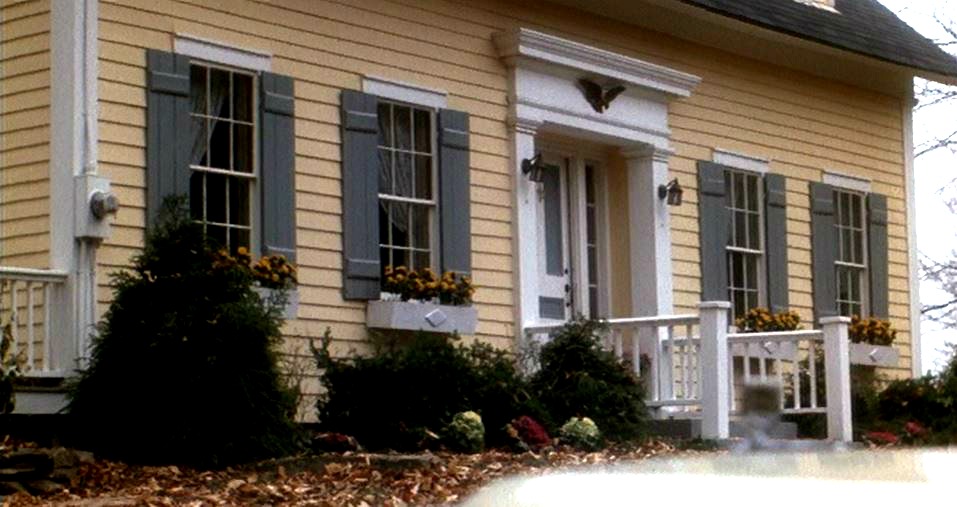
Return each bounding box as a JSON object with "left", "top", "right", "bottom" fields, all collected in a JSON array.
[
  {"left": 725, "top": 168, "right": 766, "bottom": 319},
  {"left": 187, "top": 60, "right": 260, "bottom": 253},
  {"left": 833, "top": 188, "right": 869, "bottom": 317},
  {"left": 375, "top": 98, "right": 440, "bottom": 292}
]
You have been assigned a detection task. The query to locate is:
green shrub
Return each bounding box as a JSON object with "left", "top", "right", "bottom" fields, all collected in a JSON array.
[
  {"left": 559, "top": 417, "right": 602, "bottom": 451},
  {"left": 445, "top": 411, "right": 485, "bottom": 453},
  {"left": 530, "top": 317, "right": 646, "bottom": 442},
  {"left": 67, "top": 199, "right": 299, "bottom": 467},
  {"left": 313, "top": 330, "right": 538, "bottom": 451},
  {"left": 1, "top": 320, "right": 20, "bottom": 415}
]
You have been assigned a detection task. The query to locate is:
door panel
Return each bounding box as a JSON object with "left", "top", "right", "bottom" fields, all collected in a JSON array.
[{"left": 536, "top": 154, "right": 571, "bottom": 320}]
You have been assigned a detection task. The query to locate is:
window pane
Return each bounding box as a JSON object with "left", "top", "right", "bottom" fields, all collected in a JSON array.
[
  {"left": 748, "top": 212, "right": 760, "bottom": 250},
  {"left": 414, "top": 109, "right": 431, "bottom": 153},
  {"left": 735, "top": 172, "right": 746, "bottom": 210},
  {"left": 585, "top": 165, "right": 596, "bottom": 203},
  {"left": 206, "top": 173, "right": 227, "bottom": 224},
  {"left": 209, "top": 119, "right": 230, "bottom": 169},
  {"left": 210, "top": 68, "right": 231, "bottom": 119},
  {"left": 230, "top": 228, "right": 250, "bottom": 252},
  {"left": 389, "top": 201, "right": 410, "bottom": 247},
  {"left": 391, "top": 248, "right": 408, "bottom": 271},
  {"left": 190, "top": 66, "right": 207, "bottom": 115},
  {"left": 191, "top": 118, "right": 208, "bottom": 166},
  {"left": 414, "top": 155, "right": 432, "bottom": 200},
  {"left": 229, "top": 178, "right": 250, "bottom": 226},
  {"left": 190, "top": 172, "right": 204, "bottom": 221},
  {"left": 208, "top": 225, "right": 227, "bottom": 249},
  {"left": 732, "top": 252, "right": 744, "bottom": 288},
  {"left": 589, "top": 287, "right": 599, "bottom": 318},
  {"left": 586, "top": 207, "right": 597, "bottom": 244},
  {"left": 746, "top": 255, "right": 758, "bottom": 293},
  {"left": 735, "top": 211, "right": 747, "bottom": 248},
  {"left": 233, "top": 123, "right": 254, "bottom": 173},
  {"left": 411, "top": 205, "right": 430, "bottom": 250},
  {"left": 746, "top": 174, "right": 758, "bottom": 212},
  {"left": 379, "top": 202, "right": 391, "bottom": 246},
  {"left": 394, "top": 152, "right": 413, "bottom": 198},
  {"left": 378, "top": 149, "right": 393, "bottom": 195},
  {"left": 233, "top": 73, "right": 253, "bottom": 122},
  {"left": 413, "top": 251, "right": 430, "bottom": 272},
  {"left": 394, "top": 105, "right": 411, "bottom": 150},
  {"left": 587, "top": 245, "right": 597, "bottom": 284},
  {"left": 851, "top": 195, "right": 862, "bottom": 228},
  {"left": 380, "top": 247, "right": 391, "bottom": 272},
  {"left": 377, "top": 103, "right": 392, "bottom": 148},
  {"left": 841, "top": 229, "right": 852, "bottom": 263}
]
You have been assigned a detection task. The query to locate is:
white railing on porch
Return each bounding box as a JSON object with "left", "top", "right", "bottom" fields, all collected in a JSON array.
[
  {"left": 524, "top": 302, "right": 853, "bottom": 442},
  {"left": 0, "top": 267, "right": 70, "bottom": 377}
]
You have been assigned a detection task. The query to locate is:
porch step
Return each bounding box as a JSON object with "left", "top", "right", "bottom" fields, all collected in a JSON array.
[
  {"left": 12, "top": 377, "right": 70, "bottom": 415},
  {"left": 647, "top": 418, "right": 798, "bottom": 440}
]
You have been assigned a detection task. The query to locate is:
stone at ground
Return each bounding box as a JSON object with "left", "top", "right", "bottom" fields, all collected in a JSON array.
[{"left": 1, "top": 447, "right": 88, "bottom": 497}]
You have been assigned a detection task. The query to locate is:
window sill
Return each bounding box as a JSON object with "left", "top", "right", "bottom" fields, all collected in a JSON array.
[
  {"left": 366, "top": 300, "right": 477, "bottom": 335},
  {"left": 849, "top": 343, "right": 899, "bottom": 368},
  {"left": 253, "top": 286, "right": 299, "bottom": 321}
]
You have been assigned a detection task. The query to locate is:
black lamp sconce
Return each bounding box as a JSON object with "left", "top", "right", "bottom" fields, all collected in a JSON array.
[
  {"left": 658, "top": 178, "right": 683, "bottom": 206},
  {"left": 521, "top": 153, "right": 547, "bottom": 183}
]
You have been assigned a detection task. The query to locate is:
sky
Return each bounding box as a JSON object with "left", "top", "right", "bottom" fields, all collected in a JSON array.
[{"left": 877, "top": 0, "right": 957, "bottom": 373}]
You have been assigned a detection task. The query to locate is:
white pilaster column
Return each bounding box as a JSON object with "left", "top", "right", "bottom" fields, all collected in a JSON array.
[
  {"left": 623, "top": 144, "right": 676, "bottom": 317},
  {"left": 624, "top": 145, "right": 676, "bottom": 401},
  {"left": 508, "top": 117, "right": 543, "bottom": 342}
]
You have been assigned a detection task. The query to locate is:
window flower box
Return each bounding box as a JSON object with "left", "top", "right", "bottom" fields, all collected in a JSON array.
[
  {"left": 849, "top": 343, "right": 899, "bottom": 368},
  {"left": 254, "top": 287, "right": 299, "bottom": 321},
  {"left": 366, "top": 300, "right": 477, "bottom": 335}
]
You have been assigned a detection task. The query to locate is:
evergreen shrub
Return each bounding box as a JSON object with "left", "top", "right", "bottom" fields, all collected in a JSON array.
[{"left": 68, "top": 199, "right": 299, "bottom": 467}]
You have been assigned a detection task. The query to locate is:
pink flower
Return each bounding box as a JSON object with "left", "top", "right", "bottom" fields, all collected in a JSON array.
[
  {"left": 904, "top": 421, "right": 928, "bottom": 438},
  {"left": 866, "top": 431, "right": 900, "bottom": 445}
]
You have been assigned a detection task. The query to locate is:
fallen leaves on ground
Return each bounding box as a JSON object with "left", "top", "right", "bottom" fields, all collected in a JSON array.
[{"left": 3, "top": 441, "right": 706, "bottom": 506}]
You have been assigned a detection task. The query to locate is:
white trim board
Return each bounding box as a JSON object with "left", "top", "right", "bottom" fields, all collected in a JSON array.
[
  {"left": 823, "top": 171, "right": 872, "bottom": 193},
  {"left": 362, "top": 75, "right": 448, "bottom": 110},
  {"left": 174, "top": 33, "right": 272, "bottom": 72},
  {"left": 712, "top": 148, "right": 769, "bottom": 174}
]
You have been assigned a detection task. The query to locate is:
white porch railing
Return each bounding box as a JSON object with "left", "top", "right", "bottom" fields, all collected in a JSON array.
[
  {"left": 0, "top": 267, "right": 71, "bottom": 377},
  {"left": 524, "top": 302, "right": 853, "bottom": 442}
]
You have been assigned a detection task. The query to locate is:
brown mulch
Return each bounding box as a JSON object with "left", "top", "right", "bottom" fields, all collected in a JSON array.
[{"left": 2, "top": 441, "right": 704, "bottom": 506}]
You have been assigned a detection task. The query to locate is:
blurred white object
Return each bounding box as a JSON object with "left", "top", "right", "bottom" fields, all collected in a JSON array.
[{"left": 463, "top": 449, "right": 956, "bottom": 506}]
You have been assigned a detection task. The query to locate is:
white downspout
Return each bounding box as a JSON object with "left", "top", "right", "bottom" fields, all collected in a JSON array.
[
  {"left": 51, "top": 0, "right": 100, "bottom": 371},
  {"left": 903, "top": 85, "right": 922, "bottom": 377}
]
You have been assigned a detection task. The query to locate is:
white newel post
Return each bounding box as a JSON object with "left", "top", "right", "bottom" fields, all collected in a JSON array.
[
  {"left": 624, "top": 146, "right": 676, "bottom": 402},
  {"left": 821, "top": 316, "right": 853, "bottom": 442},
  {"left": 700, "top": 301, "right": 731, "bottom": 439}
]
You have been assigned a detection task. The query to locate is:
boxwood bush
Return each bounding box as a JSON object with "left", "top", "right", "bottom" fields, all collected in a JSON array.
[
  {"left": 529, "top": 317, "right": 646, "bottom": 442},
  {"left": 313, "top": 330, "right": 541, "bottom": 451},
  {"left": 67, "top": 199, "right": 299, "bottom": 467}
]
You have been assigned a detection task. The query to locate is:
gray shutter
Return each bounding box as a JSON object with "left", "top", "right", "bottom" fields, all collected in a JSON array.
[
  {"left": 697, "top": 161, "right": 729, "bottom": 301},
  {"left": 438, "top": 109, "right": 471, "bottom": 277},
  {"left": 340, "top": 90, "right": 381, "bottom": 300},
  {"left": 810, "top": 182, "right": 838, "bottom": 321},
  {"left": 146, "top": 49, "right": 191, "bottom": 227},
  {"left": 764, "top": 173, "right": 790, "bottom": 313},
  {"left": 867, "top": 193, "right": 889, "bottom": 318},
  {"left": 260, "top": 72, "right": 297, "bottom": 261}
]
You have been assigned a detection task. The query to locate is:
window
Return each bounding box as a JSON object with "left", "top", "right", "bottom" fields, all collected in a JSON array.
[
  {"left": 834, "top": 189, "right": 867, "bottom": 317},
  {"left": 725, "top": 170, "right": 764, "bottom": 319},
  {"left": 584, "top": 164, "right": 600, "bottom": 318},
  {"left": 376, "top": 101, "right": 436, "bottom": 277},
  {"left": 188, "top": 62, "right": 257, "bottom": 252}
]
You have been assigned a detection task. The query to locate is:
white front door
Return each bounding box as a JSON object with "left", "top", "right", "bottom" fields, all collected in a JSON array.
[{"left": 536, "top": 154, "right": 573, "bottom": 321}]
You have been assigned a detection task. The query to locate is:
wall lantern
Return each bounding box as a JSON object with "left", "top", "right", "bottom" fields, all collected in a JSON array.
[
  {"left": 521, "top": 153, "right": 547, "bottom": 183},
  {"left": 658, "top": 178, "right": 683, "bottom": 206}
]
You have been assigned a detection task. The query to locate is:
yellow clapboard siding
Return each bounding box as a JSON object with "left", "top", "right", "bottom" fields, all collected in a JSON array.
[
  {"left": 91, "top": 0, "right": 915, "bottom": 375},
  {"left": 0, "top": 0, "right": 49, "bottom": 267}
]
